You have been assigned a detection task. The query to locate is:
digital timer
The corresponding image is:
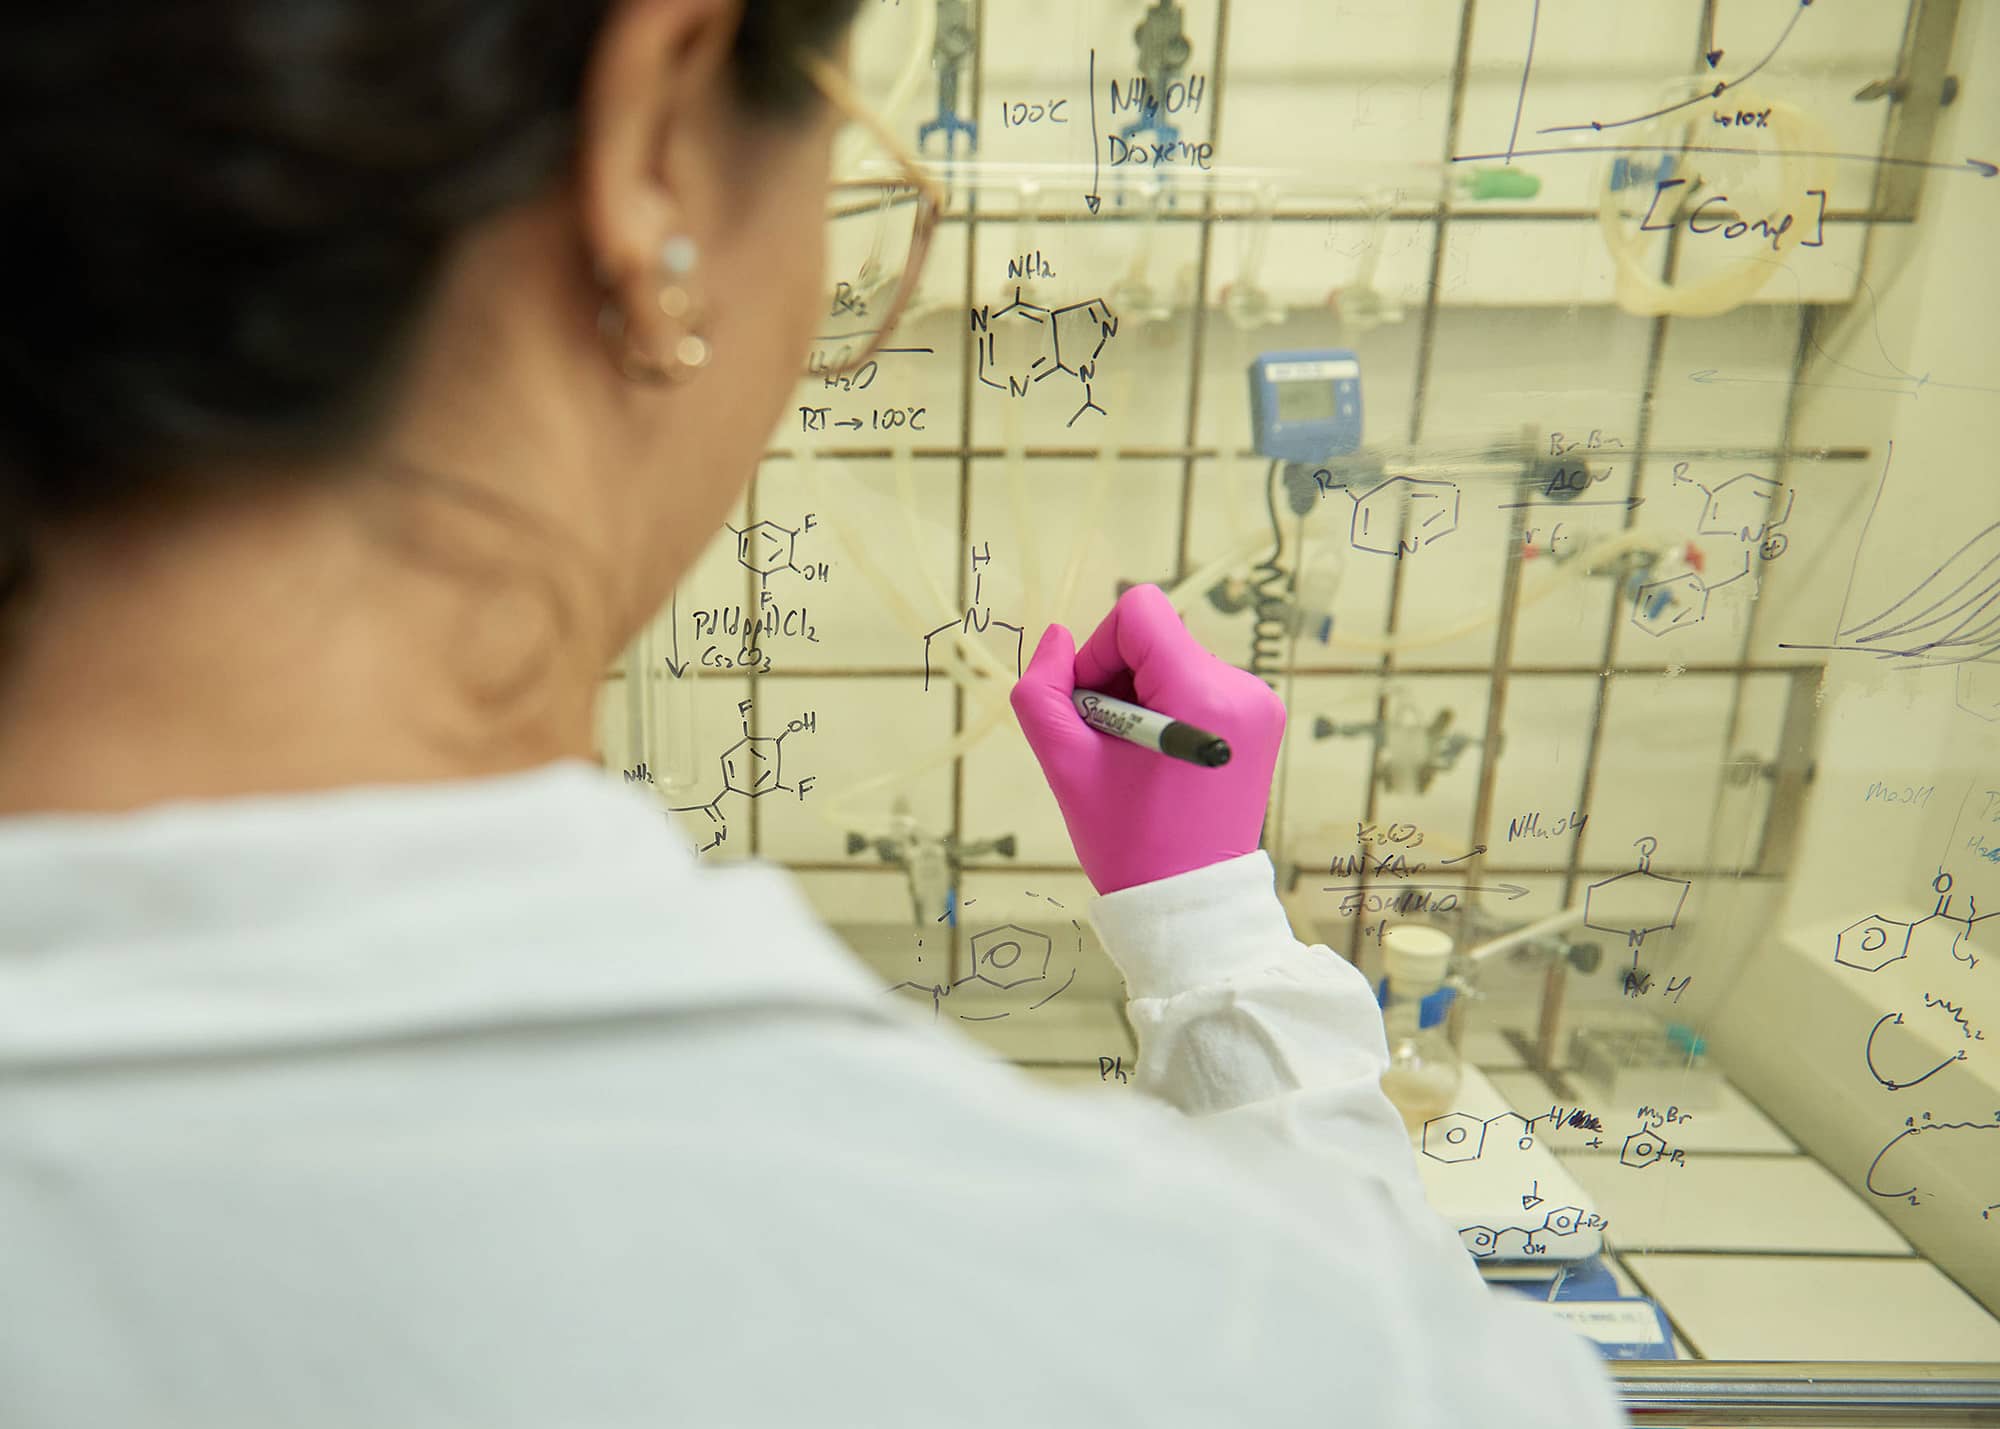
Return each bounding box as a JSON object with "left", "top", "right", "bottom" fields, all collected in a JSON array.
[{"left": 1248, "top": 350, "right": 1363, "bottom": 464}]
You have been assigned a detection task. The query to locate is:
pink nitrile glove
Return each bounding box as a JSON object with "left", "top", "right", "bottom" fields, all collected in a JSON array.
[{"left": 1009, "top": 584, "right": 1288, "bottom": 895}]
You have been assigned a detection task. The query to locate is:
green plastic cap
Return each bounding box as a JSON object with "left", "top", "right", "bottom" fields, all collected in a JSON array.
[{"left": 1459, "top": 167, "right": 1543, "bottom": 201}]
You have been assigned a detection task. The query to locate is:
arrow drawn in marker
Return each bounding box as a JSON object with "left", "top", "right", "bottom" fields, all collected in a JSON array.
[
  {"left": 1085, "top": 48, "right": 1103, "bottom": 214},
  {"left": 665, "top": 593, "right": 689, "bottom": 678},
  {"left": 1496, "top": 496, "right": 1646, "bottom": 511},
  {"left": 1323, "top": 881, "right": 1531, "bottom": 901},
  {"left": 1540, "top": 0, "right": 1814, "bottom": 135}
]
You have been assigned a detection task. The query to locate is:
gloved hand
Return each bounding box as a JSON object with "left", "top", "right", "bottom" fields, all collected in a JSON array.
[{"left": 1009, "top": 584, "right": 1288, "bottom": 895}]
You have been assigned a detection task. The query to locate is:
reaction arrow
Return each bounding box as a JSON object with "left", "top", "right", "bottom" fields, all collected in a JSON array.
[
  {"left": 1085, "top": 47, "right": 1103, "bottom": 215},
  {"left": 663, "top": 593, "right": 690, "bottom": 678}
]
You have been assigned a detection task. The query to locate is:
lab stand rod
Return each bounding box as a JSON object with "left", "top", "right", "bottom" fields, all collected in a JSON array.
[
  {"left": 1463, "top": 904, "right": 1588, "bottom": 965},
  {"left": 1612, "top": 1359, "right": 2000, "bottom": 1423},
  {"left": 1455, "top": 463, "right": 1536, "bottom": 952},
  {"left": 925, "top": 204, "right": 1903, "bottom": 226},
  {"left": 607, "top": 659, "right": 1828, "bottom": 685},
  {"left": 906, "top": 166, "right": 1904, "bottom": 230},
  {"left": 1168, "top": 0, "right": 1235, "bottom": 583},
  {"left": 1334, "top": 0, "right": 1478, "bottom": 959},
  {"left": 763, "top": 444, "right": 1876, "bottom": 464},
  {"left": 943, "top": 0, "right": 990, "bottom": 984},
  {"left": 1708, "top": 307, "right": 1823, "bottom": 883},
  {"left": 1541, "top": 242, "right": 1686, "bottom": 1074},
  {"left": 806, "top": 859, "right": 1760, "bottom": 880}
]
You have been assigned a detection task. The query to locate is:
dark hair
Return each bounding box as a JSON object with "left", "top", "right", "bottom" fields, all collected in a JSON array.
[{"left": 0, "top": 1, "right": 861, "bottom": 607}]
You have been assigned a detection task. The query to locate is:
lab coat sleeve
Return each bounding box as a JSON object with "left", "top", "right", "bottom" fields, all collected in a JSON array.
[
  {"left": 1088, "top": 845, "right": 1522, "bottom": 1284},
  {"left": 1089, "top": 850, "right": 1422, "bottom": 1185},
  {"left": 1088, "top": 852, "right": 1624, "bottom": 1427}
]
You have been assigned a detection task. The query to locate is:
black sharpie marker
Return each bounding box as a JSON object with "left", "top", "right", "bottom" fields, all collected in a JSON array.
[{"left": 1071, "top": 690, "right": 1231, "bottom": 768}]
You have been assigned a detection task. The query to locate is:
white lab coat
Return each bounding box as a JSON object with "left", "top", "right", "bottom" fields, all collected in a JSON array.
[{"left": 0, "top": 762, "right": 1620, "bottom": 1427}]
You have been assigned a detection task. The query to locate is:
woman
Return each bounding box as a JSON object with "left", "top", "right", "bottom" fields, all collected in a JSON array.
[{"left": 0, "top": 2, "right": 1618, "bottom": 1424}]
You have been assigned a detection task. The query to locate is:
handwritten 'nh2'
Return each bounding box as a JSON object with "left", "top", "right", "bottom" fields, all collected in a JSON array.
[{"left": 1639, "top": 180, "right": 1826, "bottom": 252}]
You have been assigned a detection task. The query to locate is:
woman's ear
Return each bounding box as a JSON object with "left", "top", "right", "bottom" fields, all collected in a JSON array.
[{"left": 576, "top": 0, "right": 742, "bottom": 365}]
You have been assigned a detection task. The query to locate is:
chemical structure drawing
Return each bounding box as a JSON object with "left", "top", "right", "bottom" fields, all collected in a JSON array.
[
  {"left": 1774, "top": 441, "right": 1998, "bottom": 671},
  {"left": 1420, "top": 1104, "right": 1608, "bottom": 1165},
  {"left": 884, "top": 891, "right": 1083, "bottom": 1022},
  {"left": 1956, "top": 663, "right": 2000, "bottom": 723},
  {"left": 1346, "top": 475, "right": 1461, "bottom": 557},
  {"left": 1630, "top": 545, "right": 1778, "bottom": 636},
  {"left": 1422, "top": 1103, "right": 1685, "bottom": 1196},
  {"left": 970, "top": 287, "right": 1119, "bottom": 426},
  {"left": 1687, "top": 470, "right": 1795, "bottom": 549},
  {"left": 667, "top": 700, "right": 817, "bottom": 855},
  {"left": 1864, "top": 1110, "right": 2000, "bottom": 1209},
  {"left": 1865, "top": 1010, "right": 1977, "bottom": 1091},
  {"left": 1838, "top": 915, "right": 1916, "bottom": 973},
  {"left": 1456, "top": 1202, "right": 1611, "bottom": 1261},
  {"left": 923, "top": 542, "right": 1025, "bottom": 692},
  {"left": 1836, "top": 872, "right": 1997, "bottom": 973},
  {"left": 1630, "top": 466, "right": 1793, "bottom": 637},
  {"left": 1839, "top": 868, "right": 1995, "bottom": 1218},
  {"left": 727, "top": 514, "right": 830, "bottom": 593},
  {"left": 1629, "top": 568, "right": 1711, "bottom": 636},
  {"left": 1620, "top": 1128, "right": 1688, "bottom": 1170},
  {"left": 1584, "top": 837, "right": 1691, "bottom": 949},
  {"left": 1426, "top": 1108, "right": 1617, "bottom": 1261}
]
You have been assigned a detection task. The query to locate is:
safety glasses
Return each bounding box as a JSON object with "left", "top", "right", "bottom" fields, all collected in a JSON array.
[{"left": 798, "top": 53, "right": 945, "bottom": 380}]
